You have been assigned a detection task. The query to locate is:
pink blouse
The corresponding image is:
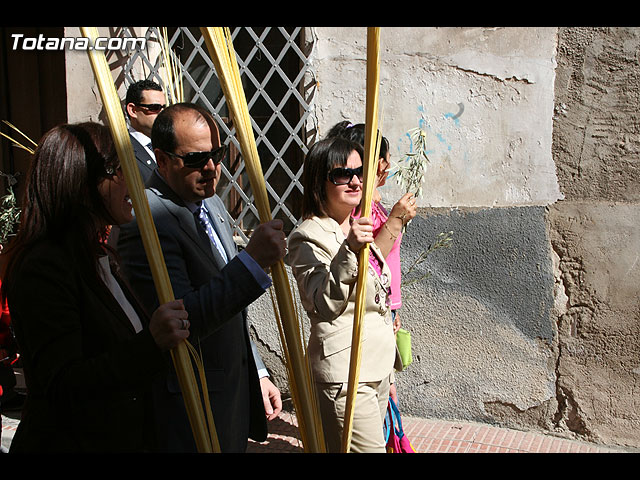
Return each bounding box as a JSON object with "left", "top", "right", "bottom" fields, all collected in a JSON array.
[{"left": 354, "top": 201, "right": 403, "bottom": 310}]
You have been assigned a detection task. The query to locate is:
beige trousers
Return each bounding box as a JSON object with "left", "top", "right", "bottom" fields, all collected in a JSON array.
[{"left": 316, "top": 375, "right": 391, "bottom": 453}]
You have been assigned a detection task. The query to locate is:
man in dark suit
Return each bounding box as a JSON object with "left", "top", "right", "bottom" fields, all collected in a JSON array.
[
  {"left": 117, "top": 102, "right": 285, "bottom": 453},
  {"left": 124, "top": 79, "right": 166, "bottom": 182}
]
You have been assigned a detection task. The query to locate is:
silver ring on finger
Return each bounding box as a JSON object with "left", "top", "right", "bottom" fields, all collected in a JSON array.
[{"left": 181, "top": 318, "right": 188, "bottom": 330}]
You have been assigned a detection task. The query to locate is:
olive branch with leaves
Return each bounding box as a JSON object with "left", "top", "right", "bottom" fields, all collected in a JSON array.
[
  {"left": 393, "top": 125, "right": 430, "bottom": 198},
  {"left": 392, "top": 115, "right": 454, "bottom": 286},
  {"left": 402, "top": 230, "right": 453, "bottom": 287}
]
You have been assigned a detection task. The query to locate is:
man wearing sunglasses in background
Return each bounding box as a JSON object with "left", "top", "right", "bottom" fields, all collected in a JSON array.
[
  {"left": 117, "top": 102, "right": 285, "bottom": 452},
  {"left": 125, "top": 79, "right": 166, "bottom": 182}
]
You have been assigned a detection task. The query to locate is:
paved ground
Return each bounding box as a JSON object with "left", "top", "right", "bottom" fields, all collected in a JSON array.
[
  {"left": 1, "top": 369, "right": 634, "bottom": 454},
  {"left": 245, "top": 410, "right": 631, "bottom": 453},
  {"left": 3, "top": 407, "right": 634, "bottom": 454}
]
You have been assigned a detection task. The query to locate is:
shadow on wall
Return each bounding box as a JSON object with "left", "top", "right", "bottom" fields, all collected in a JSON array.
[{"left": 400, "top": 207, "right": 555, "bottom": 342}]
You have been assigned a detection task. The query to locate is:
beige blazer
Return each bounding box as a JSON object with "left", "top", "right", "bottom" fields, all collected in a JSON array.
[{"left": 287, "top": 215, "right": 401, "bottom": 384}]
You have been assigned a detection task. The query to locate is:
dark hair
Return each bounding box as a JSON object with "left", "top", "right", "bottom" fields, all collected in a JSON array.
[
  {"left": 1, "top": 122, "right": 119, "bottom": 295},
  {"left": 301, "top": 136, "right": 364, "bottom": 220},
  {"left": 326, "top": 120, "right": 389, "bottom": 160},
  {"left": 151, "top": 102, "right": 218, "bottom": 154},
  {"left": 125, "top": 79, "right": 163, "bottom": 118}
]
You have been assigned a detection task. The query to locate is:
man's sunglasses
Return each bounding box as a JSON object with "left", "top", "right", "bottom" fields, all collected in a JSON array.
[
  {"left": 164, "top": 145, "right": 228, "bottom": 169},
  {"left": 328, "top": 166, "right": 364, "bottom": 185},
  {"left": 135, "top": 103, "right": 166, "bottom": 114}
]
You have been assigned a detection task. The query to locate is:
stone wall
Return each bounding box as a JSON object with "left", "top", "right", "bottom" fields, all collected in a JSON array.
[{"left": 548, "top": 27, "right": 640, "bottom": 447}]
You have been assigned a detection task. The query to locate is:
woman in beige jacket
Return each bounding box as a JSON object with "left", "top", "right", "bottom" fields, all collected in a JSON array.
[{"left": 287, "top": 136, "right": 404, "bottom": 453}]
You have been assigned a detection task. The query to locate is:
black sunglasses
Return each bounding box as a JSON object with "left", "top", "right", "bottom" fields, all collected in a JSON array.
[
  {"left": 328, "top": 166, "right": 364, "bottom": 185},
  {"left": 164, "top": 145, "right": 228, "bottom": 169},
  {"left": 135, "top": 103, "right": 166, "bottom": 114}
]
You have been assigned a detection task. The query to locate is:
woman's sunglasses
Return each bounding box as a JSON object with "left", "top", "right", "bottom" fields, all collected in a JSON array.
[
  {"left": 328, "top": 166, "right": 364, "bottom": 185},
  {"left": 164, "top": 145, "right": 228, "bottom": 169}
]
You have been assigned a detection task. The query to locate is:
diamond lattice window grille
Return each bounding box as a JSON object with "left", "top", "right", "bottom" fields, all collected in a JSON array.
[
  {"left": 118, "top": 27, "right": 167, "bottom": 89},
  {"left": 120, "top": 26, "right": 315, "bottom": 242}
]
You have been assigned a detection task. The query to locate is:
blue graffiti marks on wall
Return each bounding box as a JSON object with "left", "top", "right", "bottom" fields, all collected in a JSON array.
[
  {"left": 399, "top": 104, "right": 463, "bottom": 159},
  {"left": 389, "top": 103, "right": 466, "bottom": 185},
  {"left": 443, "top": 102, "right": 464, "bottom": 126}
]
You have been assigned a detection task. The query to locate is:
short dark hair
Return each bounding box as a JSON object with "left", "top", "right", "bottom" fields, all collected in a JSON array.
[
  {"left": 326, "top": 120, "right": 389, "bottom": 159},
  {"left": 301, "top": 136, "right": 364, "bottom": 220},
  {"left": 151, "top": 102, "right": 218, "bottom": 154},
  {"left": 125, "top": 79, "right": 163, "bottom": 117}
]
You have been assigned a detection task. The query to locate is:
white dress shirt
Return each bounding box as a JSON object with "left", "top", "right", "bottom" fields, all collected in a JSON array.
[
  {"left": 98, "top": 255, "right": 143, "bottom": 333},
  {"left": 129, "top": 128, "right": 156, "bottom": 164}
]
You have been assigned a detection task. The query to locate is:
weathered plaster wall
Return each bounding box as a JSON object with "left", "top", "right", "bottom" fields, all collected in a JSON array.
[
  {"left": 395, "top": 207, "right": 557, "bottom": 425},
  {"left": 311, "top": 27, "right": 563, "bottom": 208},
  {"left": 548, "top": 27, "right": 640, "bottom": 447}
]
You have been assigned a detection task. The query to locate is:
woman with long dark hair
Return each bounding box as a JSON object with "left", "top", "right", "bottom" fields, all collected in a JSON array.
[{"left": 1, "top": 122, "right": 189, "bottom": 452}]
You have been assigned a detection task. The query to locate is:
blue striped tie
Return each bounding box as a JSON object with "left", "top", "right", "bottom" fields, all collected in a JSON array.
[{"left": 196, "top": 205, "right": 228, "bottom": 263}]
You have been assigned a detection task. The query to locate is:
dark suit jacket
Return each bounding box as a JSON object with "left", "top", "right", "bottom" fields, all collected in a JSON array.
[
  {"left": 117, "top": 170, "right": 269, "bottom": 452},
  {"left": 130, "top": 133, "right": 156, "bottom": 183},
  {"left": 6, "top": 240, "right": 166, "bottom": 452}
]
